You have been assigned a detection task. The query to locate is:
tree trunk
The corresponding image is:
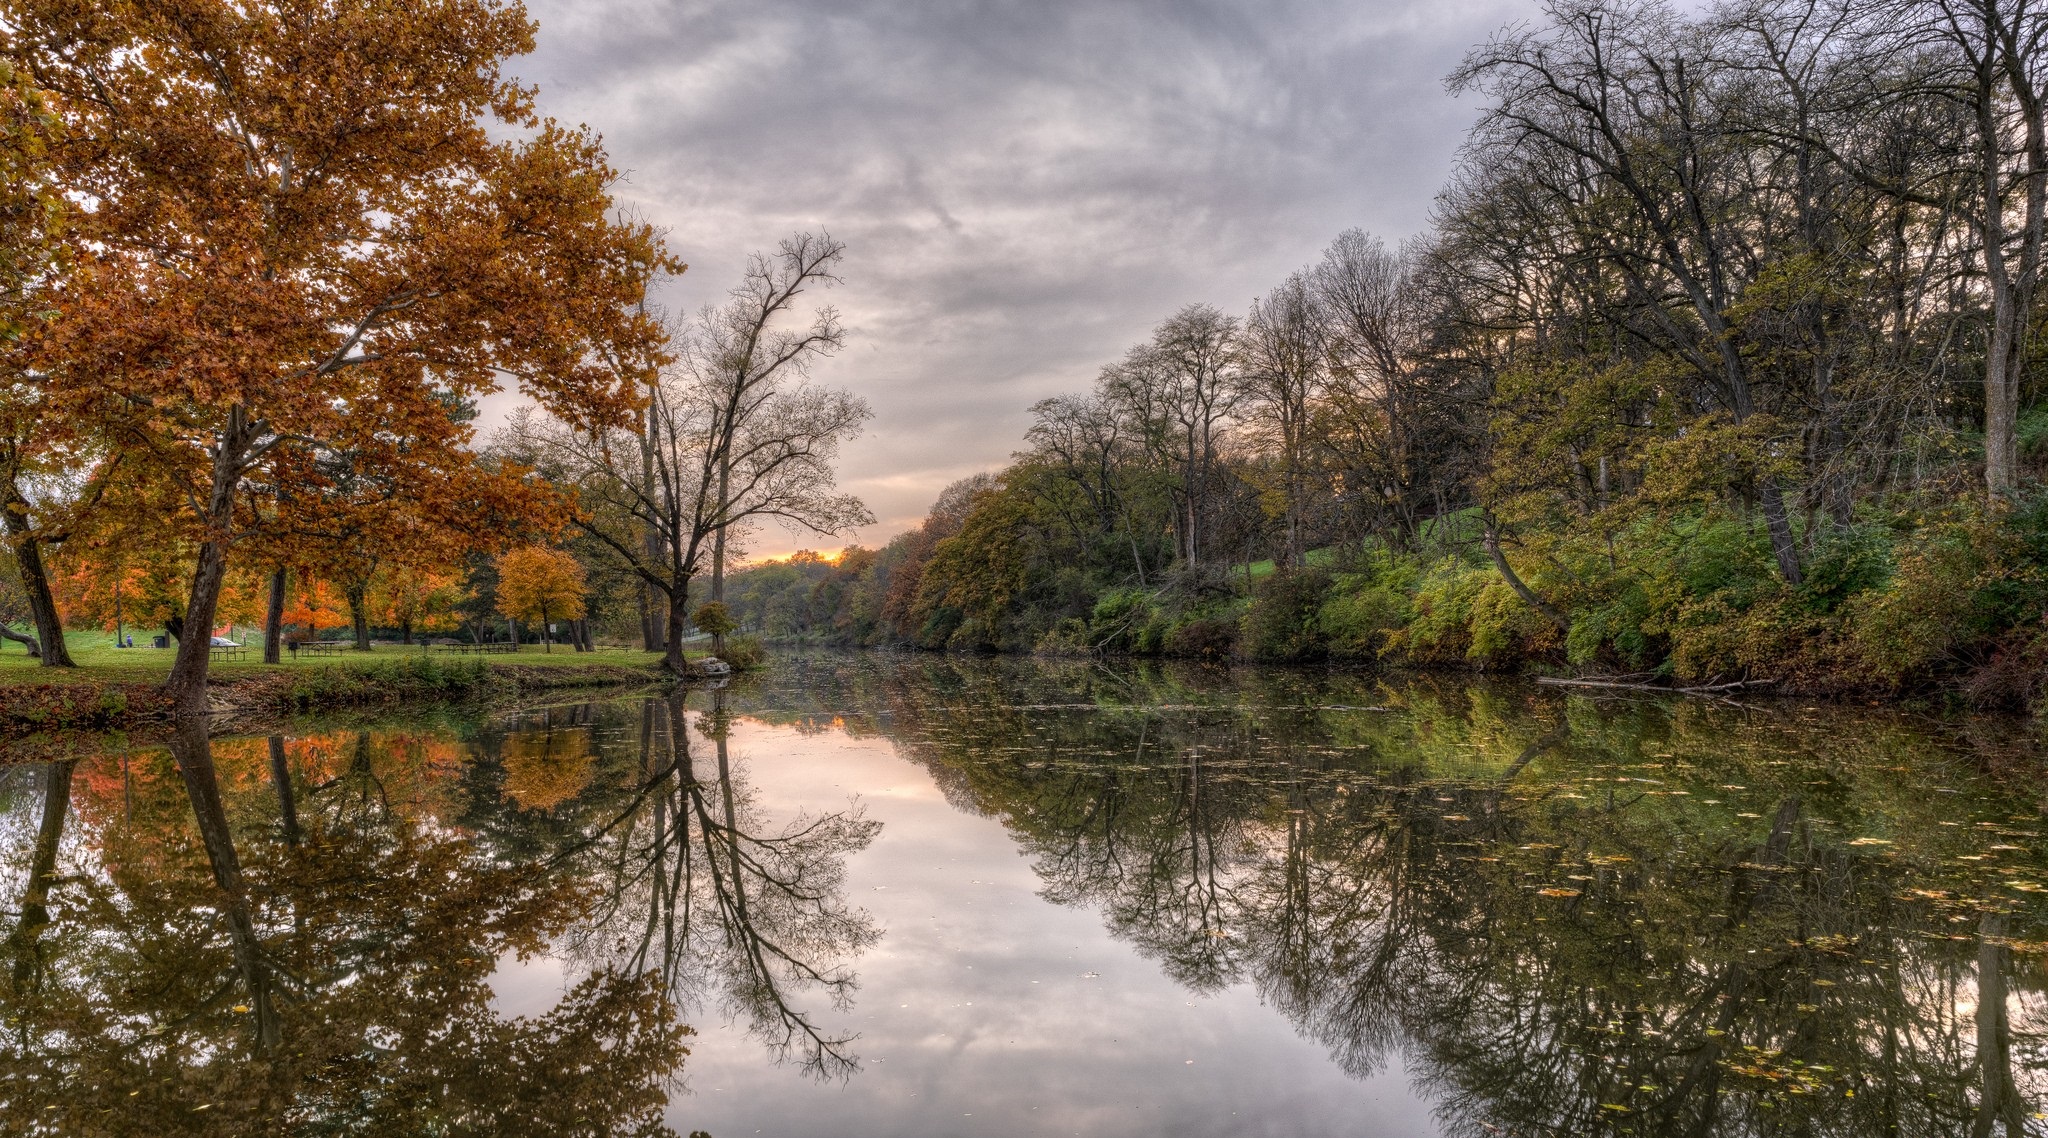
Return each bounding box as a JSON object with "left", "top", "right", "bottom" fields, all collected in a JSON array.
[
  {"left": 165, "top": 536, "right": 233, "bottom": 718},
  {"left": 401, "top": 619, "right": 413, "bottom": 646},
  {"left": 0, "top": 624, "right": 39, "bottom": 657},
  {"left": 541, "top": 602, "right": 552, "bottom": 653},
  {"left": 663, "top": 587, "right": 692, "bottom": 675},
  {"left": 1757, "top": 481, "right": 1804, "bottom": 586},
  {"left": 267, "top": 735, "right": 300, "bottom": 847},
  {"left": 711, "top": 458, "right": 730, "bottom": 659},
  {"left": 263, "top": 567, "right": 286, "bottom": 664},
  {"left": 11, "top": 759, "right": 73, "bottom": 971},
  {"left": 3, "top": 526, "right": 73, "bottom": 667},
  {"left": 1986, "top": 296, "right": 2023, "bottom": 499},
  {"left": 345, "top": 583, "right": 371, "bottom": 651},
  {"left": 167, "top": 407, "right": 256, "bottom": 716},
  {"left": 1974, "top": 910, "right": 2026, "bottom": 1138},
  {"left": 1483, "top": 523, "right": 1570, "bottom": 632},
  {"left": 508, "top": 616, "right": 519, "bottom": 650}
]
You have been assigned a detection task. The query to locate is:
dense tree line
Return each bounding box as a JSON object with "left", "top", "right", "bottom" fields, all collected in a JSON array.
[{"left": 729, "top": 0, "right": 2048, "bottom": 710}]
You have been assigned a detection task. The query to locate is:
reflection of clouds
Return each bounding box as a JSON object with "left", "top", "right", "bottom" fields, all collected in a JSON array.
[
  {"left": 667, "top": 714, "right": 1410, "bottom": 1138},
  {"left": 501, "top": 0, "right": 1528, "bottom": 551}
]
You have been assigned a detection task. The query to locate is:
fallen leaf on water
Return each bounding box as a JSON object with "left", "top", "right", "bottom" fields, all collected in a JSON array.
[{"left": 1537, "top": 887, "right": 1582, "bottom": 898}]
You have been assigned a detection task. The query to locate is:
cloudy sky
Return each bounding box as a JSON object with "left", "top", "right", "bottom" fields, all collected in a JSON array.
[{"left": 504, "top": 0, "right": 1530, "bottom": 558}]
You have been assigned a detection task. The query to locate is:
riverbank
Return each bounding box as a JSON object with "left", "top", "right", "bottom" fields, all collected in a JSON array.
[{"left": 0, "top": 644, "right": 680, "bottom": 735}]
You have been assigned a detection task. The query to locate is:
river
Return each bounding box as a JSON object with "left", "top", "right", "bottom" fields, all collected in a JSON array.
[{"left": 2, "top": 652, "right": 2044, "bottom": 1136}]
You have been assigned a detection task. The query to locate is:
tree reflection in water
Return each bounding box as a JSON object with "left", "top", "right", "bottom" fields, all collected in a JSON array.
[
  {"left": 0, "top": 687, "right": 877, "bottom": 1135},
  {"left": 732, "top": 654, "right": 2048, "bottom": 1138},
  {"left": 551, "top": 687, "right": 881, "bottom": 1080},
  {"left": 3, "top": 655, "right": 2046, "bottom": 1137}
]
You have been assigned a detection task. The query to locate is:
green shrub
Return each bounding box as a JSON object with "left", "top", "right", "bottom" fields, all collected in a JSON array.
[
  {"left": 1563, "top": 581, "right": 1655, "bottom": 668},
  {"left": 1398, "top": 561, "right": 1492, "bottom": 664},
  {"left": 1165, "top": 617, "right": 1236, "bottom": 659},
  {"left": 1466, "top": 578, "right": 1562, "bottom": 664},
  {"left": 1796, "top": 523, "right": 1895, "bottom": 614},
  {"left": 723, "top": 634, "right": 766, "bottom": 669},
  {"left": 692, "top": 601, "right": 739, "bottom": 636},
  {"left": 1319, "top": 582, "right": 1412, "bottom": 660},
  {"left": 1089, "top": 588, "right": 1155, "bottom": 652},
  {"left": 1241, "top": 570, "right": 1331, "bottom": 662},
  {"left": 1035, "top": 618, "right": 1093, "bottom": 656}
]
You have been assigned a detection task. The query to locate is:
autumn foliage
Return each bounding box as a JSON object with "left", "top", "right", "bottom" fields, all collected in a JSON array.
[
  {"left": 3, "top": 0, "right": 675, "bottom": 709},
  {"left": 495, "top": 546, "right": 587, "bottom": 651}
]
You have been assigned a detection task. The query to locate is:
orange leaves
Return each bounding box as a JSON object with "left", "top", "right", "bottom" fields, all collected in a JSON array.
[
  {"left": 493, "top": 545, "right": 586, "bottom": 627},
  {"left": 10, "top": 0, "right": 674, "bottom": 693},
  {"left": 500, "top": 729, "right": 595, "bottom": 812}
]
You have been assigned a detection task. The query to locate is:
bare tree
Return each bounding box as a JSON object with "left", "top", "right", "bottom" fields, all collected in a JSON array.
[
  {"left": 1452, "top": 0, "right": 1809, "bottom": 581},
  {"left": 1104, "top": 305, "right": 1243, "bottom": 570},
  {"left": 523, "top": 234, "right": 872, "bottom": 673},
  {"left": 1240, "top": 272, "right": 1328, "bottom": 567},
  {"left": 1913, "top": 0, "right": 2048, "bottom": 497}
]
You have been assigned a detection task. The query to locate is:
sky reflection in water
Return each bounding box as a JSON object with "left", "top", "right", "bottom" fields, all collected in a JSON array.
[{"left": 3, "top": 653, "right": 2046, "bottom": 1137}]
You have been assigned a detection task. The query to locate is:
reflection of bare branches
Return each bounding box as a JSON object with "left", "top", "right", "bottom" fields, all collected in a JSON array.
[{"left": 564, "top": 690, "right": 880, "bottom": 1081}]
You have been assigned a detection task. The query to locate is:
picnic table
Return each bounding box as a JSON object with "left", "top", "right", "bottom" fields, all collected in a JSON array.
[
  {"left": 429, "top": 641, "right": 519, "bottom": 654},
  {"left": 209, "top": 643, "right": 247, "bottom": 661},
  {"left": 291, "top": 641, "right": 345, "bottom": 658}
]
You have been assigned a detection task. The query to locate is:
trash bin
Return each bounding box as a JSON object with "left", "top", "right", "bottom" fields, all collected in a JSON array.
[{"left": 151, "top": 635, "right": 168, "bottom": 649}]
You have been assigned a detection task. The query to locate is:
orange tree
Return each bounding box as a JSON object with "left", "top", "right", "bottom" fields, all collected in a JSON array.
[
  {"left": 9, "top": 0, "right": 675, "bottom": 713},
  {"left": 494, "top": 545, "right": 586, "bottom": 652},
  {"left": 0, "top": 57, "right": 83, "bottom": 664},
  {"left": 372, "top": 565, "right": 469, "bottom": 646}
]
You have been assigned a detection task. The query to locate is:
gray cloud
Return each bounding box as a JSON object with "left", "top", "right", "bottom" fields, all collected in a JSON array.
[{"left": 502, "top": 0, "right": 1530, "bottom": 552}]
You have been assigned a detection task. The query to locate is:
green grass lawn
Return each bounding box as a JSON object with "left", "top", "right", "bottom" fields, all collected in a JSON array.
[
  {"left": 1245, "top": 546, "right": 1340, "bottom": 580},
  {"left": 0, "top": 632, "right": 670, "bottom": 687}
]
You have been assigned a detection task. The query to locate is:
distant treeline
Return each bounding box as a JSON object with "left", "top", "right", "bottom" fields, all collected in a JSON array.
[{"left": 728, "top": 0, "right": 2048, "bottom": 712}]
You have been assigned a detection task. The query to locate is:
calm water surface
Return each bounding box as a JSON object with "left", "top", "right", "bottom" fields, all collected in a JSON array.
[{"left": 3, "top": 654, "right": 2046, "bottom": 1136}]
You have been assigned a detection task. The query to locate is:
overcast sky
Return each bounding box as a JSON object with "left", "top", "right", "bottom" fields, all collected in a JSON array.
[{"left": 501, "top": 0, "right": 1530, "bottom": 558}]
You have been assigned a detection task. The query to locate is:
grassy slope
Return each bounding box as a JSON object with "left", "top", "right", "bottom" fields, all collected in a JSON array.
[{"left": 1244, "top": 546, "right": 1340, "bottom": 580}]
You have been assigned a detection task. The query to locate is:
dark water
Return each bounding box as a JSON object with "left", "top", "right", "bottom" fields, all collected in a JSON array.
[{"left": 4, "top": 654, "right": 2047, "bottom": 1137}]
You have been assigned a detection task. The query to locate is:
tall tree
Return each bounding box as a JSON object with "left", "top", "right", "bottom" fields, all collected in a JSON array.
[
  {"left": 1103, "top": 305, "right": 1242, "bottom": 570},
  {"left": 1452, "top": 0, "right": 1810, "bottom": 582},
  {"left": 0, "top": 57, "right": 76, "bottom": 664},
  {"left": 10, "top": 0, "right": 674, "bottom": 713},
  {"left": 1241, "top": 272, "right": 1328, "bottom": 567},
  {"left": 521, "top": 234, "right": 871, "bottom": 673}
]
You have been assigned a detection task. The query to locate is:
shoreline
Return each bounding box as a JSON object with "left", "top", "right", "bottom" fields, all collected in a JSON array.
[{"left": 0, "top": 652, "right": 687, "bottom": 739}]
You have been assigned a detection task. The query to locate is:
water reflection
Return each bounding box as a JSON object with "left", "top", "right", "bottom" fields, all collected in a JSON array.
[
  {"left": 732, "top": 655, "right": 2048, "bottom": 1137},
  {"left": 0, "top": 691, "right": 875, "bottom": 1135},
  {"left": 556, "top": 689, "right": 881, "bottom": 1079},
  {"left": 1, "top": 655, "right": 2045, "bottom": 1136}
]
